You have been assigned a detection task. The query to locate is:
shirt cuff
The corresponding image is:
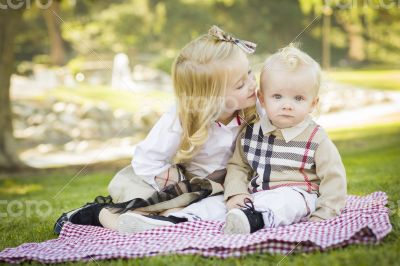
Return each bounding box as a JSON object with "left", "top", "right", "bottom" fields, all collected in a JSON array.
[
  {"left": 131, "top": 163, "right": 161, "bottom": 192},
  {"left": 144, "top": 177, "right": 160, "bottom": 192}
]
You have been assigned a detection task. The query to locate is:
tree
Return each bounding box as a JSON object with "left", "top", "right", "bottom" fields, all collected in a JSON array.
[
  {"left": 299, "top": 0, "right": 334, "bottom": 68},
  {"left": 0, "top": 2, "right": 26, "bottom": 169},
  {"left": 42, "top": 0, "right": 66, "bottom": 65},
  {"left": 334, "top": 6, "right": 366, "bottom": 64},
  {"left": 321, "top": 5, "right": 332, "bottom": 69}
]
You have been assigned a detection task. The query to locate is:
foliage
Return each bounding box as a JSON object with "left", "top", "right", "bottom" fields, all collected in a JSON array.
[
  {"left": 299, "top": 0, "right": 400, "bottom": 65},
  {"left": 14, "top": 0, "right": 400, "bottom": 68}
]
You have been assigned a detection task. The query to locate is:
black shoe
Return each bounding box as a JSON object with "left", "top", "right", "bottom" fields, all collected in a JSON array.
[
  {"left": 53, "top": 195, "right": 113, "bottom": 235},
  {"left": 224, "top": 198, "right": 265, "bottom": 234}
]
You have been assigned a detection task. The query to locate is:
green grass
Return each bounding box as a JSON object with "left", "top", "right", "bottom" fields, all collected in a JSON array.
[
  {"left": 34, "top": 85, "right": 174, "bottom": 113},
  {"left": 327, "top": 69, "right": 400, "bottom": 91},
  {"left": 1, "top": 122, "right": 399, "bottom": 265}
]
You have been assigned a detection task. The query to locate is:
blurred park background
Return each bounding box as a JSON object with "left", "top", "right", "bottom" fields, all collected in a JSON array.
[
  {"left": 1, "top": 0, "right": 400, "bottom": 170},
  {"left": 1, "top": 1, "right": 400, "bottom": 264}
]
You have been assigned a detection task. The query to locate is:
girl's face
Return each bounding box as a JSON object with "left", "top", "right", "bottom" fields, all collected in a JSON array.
[
  {"left": 223, "top": 52, "right": 257, "bottom": 115},
  {"left": 259, "top": 67, "right": 318, "bottom": 129}
]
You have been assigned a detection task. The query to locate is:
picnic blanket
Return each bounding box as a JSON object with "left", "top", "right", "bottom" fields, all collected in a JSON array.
[{"left": 0, "top": 191, "right": 392, "bottom": 264}]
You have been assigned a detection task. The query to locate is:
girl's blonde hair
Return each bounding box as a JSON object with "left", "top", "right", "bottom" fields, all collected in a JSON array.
[
  {"left": 261, "top": 44, "right": 321, "bottom": 96},
  {"left": 172, "top": 34, "right": 257, "bottom": 164}
]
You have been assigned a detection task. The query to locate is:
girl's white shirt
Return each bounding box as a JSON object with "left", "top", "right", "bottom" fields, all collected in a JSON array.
[{"left": 131, "top": 101, "right": 265, "bottom": 191}]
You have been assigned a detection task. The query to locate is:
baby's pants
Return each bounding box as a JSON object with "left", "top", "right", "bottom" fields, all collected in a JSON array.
[{"left": 168, "top": 187, "right": 318, "bottom": 227}]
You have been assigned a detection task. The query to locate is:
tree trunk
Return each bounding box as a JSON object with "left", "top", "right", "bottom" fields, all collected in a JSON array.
[
  {"left": 0, "top": 5, "right": 25, "bottom": 170},
  {"left": 322, "top": 12, "right": 331, "bottom": 70},
  {"left": 43, "top": 0, "right": 65, "bottom": 66},
  {"left": 346, "top": 23, "right": 365, "bottom": 63},
  {"left": 361, "top": 14, "right": 371, "bottom": 63}
]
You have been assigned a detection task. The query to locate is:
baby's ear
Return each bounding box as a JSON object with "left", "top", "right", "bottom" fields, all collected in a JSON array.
[
  {"left": 309, "top": 97, "right": 319, "bottom": 113},
  {"left": 257, "top": 90, "right": 264, "bottom": 104},
  {"left": 312, "top": 97, "right": 319, "bottom": 107}
]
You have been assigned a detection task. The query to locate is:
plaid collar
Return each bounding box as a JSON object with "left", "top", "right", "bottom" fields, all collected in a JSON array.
[{"left": 260, "top": 114, "right": 312, "bottom": 143}]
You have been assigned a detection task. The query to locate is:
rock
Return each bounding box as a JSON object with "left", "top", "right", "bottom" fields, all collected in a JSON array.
[
  {"left": 13, "top": 119, "right": 26, "bottom": 131},
  {"left": 64, "top": 140, "right": 79, "bottom": 152},
  {"left": 79, "top": 118, "right": 100, "bottom": 139},
  {"left": 99, "top": 121, "right": 113, "bottom": 139},
  {"left": 114, "top": 109, "right": 133, "bottom": 120},
  {"left": 27, "top": 114, "right": 45, "bottom": 126},
  {"left": 80, "top": 102, "right": 113, "bottom": 121},
  {"left": 70, "top": 128, "right": 81, "bottom": 139},
  {"left": 45, "top": 113, "right": 57, "bottom": 123},
  {"left": 44, "top": 121, "right": 73, "bottom": 144},
  {"left": 59, "top": 113, "right": 79, "bottom": 126},
  {"left": 135, "top": 109, "right": 160, "bottom": 130},
  {"left": 13, "top": 103, "right": 35, "bottom": 118},
  {"left": 52, "top": 102, "right": 66, "bottom": 113},
  {"left": 64, "top": 103, "right": 78, "bottom": 114},
  {"left": 15, "top": 125, "right": 46, "bottom": 139},
  {"left": 36, "top": 144, "right": 57, "bottom": 154},
  {"left": 64, "top": 139, "right": 103, "bottom": 152}
]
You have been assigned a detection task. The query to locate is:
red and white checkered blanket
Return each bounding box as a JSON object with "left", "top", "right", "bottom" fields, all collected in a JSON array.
[{"left": 0, "top": 191, "right": 392, "bottom": 264}]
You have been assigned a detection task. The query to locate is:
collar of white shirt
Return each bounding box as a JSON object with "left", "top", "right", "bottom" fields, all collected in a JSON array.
[
  {"left": 215, "top": 113, "right": 242, "bottom": 128},
  {"left": 260, "top": 114, "right": 313, "bottom": 143},
  {"left": 169, "top": 108, "right": 242, "bottom": 132}
]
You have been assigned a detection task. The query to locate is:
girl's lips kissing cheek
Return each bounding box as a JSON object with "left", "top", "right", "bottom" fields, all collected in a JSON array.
[{"left": 247, "top": 92, "right": 256, "bottom": 98}]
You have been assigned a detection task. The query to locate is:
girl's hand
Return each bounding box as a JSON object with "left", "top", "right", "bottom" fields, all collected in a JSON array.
[{"left": 226, "top": 194, "right": 253, "bottom": 211}]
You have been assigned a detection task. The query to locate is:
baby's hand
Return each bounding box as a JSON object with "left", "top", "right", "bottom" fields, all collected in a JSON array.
[
  {"left": 309, "top": 216, "right": 323, "bottom": 222},
  {"left": 226, "top": 194, "right": 252, "bottom": 211}
]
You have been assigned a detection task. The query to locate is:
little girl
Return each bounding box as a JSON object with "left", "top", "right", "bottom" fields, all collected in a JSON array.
[
  {"left": 54, "top": 25, "right": 259, "bottom": 234},
  {"left": 120, "top": 45, "right": 347, "bottom": 235}
]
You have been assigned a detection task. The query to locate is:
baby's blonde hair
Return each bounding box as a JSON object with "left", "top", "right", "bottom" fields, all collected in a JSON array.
[
  {"left": 261, "top": 44, "right": 321, "bottom": 96},
  {"left": 172, "top": 34, "right": 257, "bottom": 164}
]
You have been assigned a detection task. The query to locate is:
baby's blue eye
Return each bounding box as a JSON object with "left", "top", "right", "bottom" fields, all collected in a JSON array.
[
  {"left": 295, "top": 96, "right": 304, "bottom": 101},
  {"left": 272, "top": 94, "right": 281, "bottom": 99}
]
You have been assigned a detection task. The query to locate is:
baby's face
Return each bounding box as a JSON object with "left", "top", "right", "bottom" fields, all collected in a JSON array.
[{"left": 259, "top": 68, "right": 318, "bottom": 129}]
